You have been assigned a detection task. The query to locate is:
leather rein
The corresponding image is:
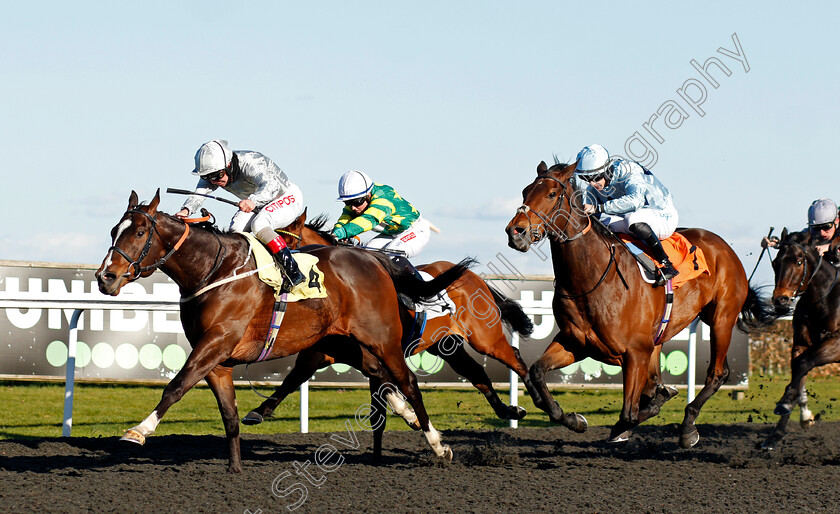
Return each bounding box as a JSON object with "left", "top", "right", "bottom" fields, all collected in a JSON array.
[
  {"left": 515, "top": 173, "right": 626, "bottom": 299},
  {"left": 775, "top": 241, "right": 836, "bottom": 301},
  {"left": 108, "top": 211, "right": 225, "bottom": 293}
]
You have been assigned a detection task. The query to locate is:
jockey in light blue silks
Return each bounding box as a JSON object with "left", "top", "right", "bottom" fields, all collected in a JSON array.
[{"left": 574, "top": 144, "right": 680, "bottom": 285}]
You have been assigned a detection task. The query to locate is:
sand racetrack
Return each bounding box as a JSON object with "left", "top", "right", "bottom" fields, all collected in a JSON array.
[{"left": 2, "top": 421, "right": 840, "bottom": 513}]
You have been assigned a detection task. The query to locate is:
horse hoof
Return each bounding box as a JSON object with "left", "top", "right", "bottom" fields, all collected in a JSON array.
[
  {"left": 507, "top": 406, "right": 527, "bottom": 420},
  {"left": 567, "top": 412, "right": 589, "bottom": 434},
  {"left": 607, "top": 430, "right": 632, "bottom": 443},
  {"left": 774, "top": 403, "right": 793, "bottom": 416},
  {"left": 679, "top": 429, "right": 700, "bottom": 449},
  {"left": 439, "top": 446, "right": 453, "bottom": 462},
  {"left": 241, "top": 411, "right": 264, "bottom": 426},
  {"left": 120, "top": 429, "right": 146, "bottom": 446},
  {"left": 407, "top": 419, "right": 422, "bottom": 431},
  {"left": 800, "top": 418, "right": 816, "bottom": 430}
]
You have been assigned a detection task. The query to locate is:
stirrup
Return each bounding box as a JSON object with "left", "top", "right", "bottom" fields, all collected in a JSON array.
[{"left": 654, "top": 264, "right": 679, "bottom": 287}]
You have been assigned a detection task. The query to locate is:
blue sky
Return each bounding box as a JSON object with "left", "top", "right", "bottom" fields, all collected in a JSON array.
[{"left": 1, "top": 2, "right": 836, "bottom": 287}]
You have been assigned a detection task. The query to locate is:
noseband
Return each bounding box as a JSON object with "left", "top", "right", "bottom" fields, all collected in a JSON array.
[
  {"left": 108, "top": 209, "right": 190, "bottom": 279},
  {"left": 516, "top": 174, "right": 589, "bottom": 244},
  {"left": 774, "top": 241, "right": 823, "bottom": 298}
]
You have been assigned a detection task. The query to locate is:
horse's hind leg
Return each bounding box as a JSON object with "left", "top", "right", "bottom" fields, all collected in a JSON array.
[
  {"left": 372, "top": 348, "right": 452, "bottom": 460},
  {"left": 243, "top": 349, "right": 330, "bottom": 425},
  {"left": 528, "top": 340, "right": 587, "bottom": 432},
  {"left": 205, "top": 365, "right": 242, "bottom": 473},
  {"left": 429, "top": 339, "right": 525, "bottom": 420},
  {"left": 682, "top": 311, "right": 735, "bottom": 449}
]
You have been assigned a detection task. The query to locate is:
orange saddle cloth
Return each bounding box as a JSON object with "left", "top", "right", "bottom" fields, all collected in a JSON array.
[{"left": 617, "top": 232, "right": 710, "bottom": 289}]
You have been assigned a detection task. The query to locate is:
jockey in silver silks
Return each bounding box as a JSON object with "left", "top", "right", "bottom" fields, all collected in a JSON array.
[
  {"left": 575, "top": 144, "right": 680, "bottom": 285},
  {"left": 175, "top": 139, "right": 306, "bottom": 288}
]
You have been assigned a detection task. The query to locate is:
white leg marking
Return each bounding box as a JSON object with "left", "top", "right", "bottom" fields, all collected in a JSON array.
[
  {"left": 386, "top": 392, "right": 418, "bottom": 425},
  {"left": 133, "top": 410, "right": 161, "bottom": 437},
  {"left": 422, "top": 421, "right": 450, "bottom": 458}
]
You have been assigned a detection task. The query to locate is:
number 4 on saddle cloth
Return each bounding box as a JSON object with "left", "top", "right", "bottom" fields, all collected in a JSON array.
[
  {"left": 241, "top": 232, "right": 456, "bottom": 358},
  {"left": 617, "top": 232, "right": 711, "bottom": 289}
]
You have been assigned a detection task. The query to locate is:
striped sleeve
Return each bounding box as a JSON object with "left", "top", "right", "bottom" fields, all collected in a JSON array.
[{"left": 340, "top": 199, "right": 395, "bottom": 238}]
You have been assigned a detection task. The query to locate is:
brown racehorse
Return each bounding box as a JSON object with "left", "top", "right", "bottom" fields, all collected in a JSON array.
[
  {"left": 505, "top": 161, "right": 770, "bottom": 447},
  {"left": 242, "top": 210, "right": 535, "bottom": 458},
  {"left": 762, "top": 230, "right": 840, "bottom": 449},
  {"left": 95, "top": 190, "right": 471, "bottom": 472}
]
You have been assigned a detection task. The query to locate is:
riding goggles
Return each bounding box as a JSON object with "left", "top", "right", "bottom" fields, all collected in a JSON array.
[
  {"left": 580, "top": 172, "right": 606, "bottom": 183},
  {"left": 811, "top": 222, "right": 834, "bottom": 232},
  {"left": 203, "top": 169, "right": 226, "bottom": 182},
  {"left": 344, "top": 197, "right": 367, "bottom": 208}
]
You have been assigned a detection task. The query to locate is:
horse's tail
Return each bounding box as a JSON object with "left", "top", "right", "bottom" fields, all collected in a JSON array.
[
  {"left": 737, "top": 284, "right": 778, "bottom": 333},
  {"left": 375, "top": 255, "right": 477, "bottom": 303},
  {"left": 488, "top": 286, "right": 534, "bottom": 337}
]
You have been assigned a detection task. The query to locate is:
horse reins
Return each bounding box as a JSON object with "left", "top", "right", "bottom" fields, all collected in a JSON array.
[
  {"left": 109, "top": 209, "right": 191, "bottom": 279},
  {"left": 516, "top": 173, "right": 626, "bottom": 298},
  {"left": 775, "top": 241, "right": 824, "bottom": 298}
]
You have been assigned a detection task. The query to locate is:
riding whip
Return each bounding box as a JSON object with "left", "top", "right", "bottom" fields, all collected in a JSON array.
[
  {"left": 748, "top": 227, "right": 774, "bottom": 283},
  {"left": 166, "top": 187, "right": 240, "bottom": 207}
]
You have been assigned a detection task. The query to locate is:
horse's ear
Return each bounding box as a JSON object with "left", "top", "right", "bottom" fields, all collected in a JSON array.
[
  {"left": 781, "top": 227, "right": 788, "bottom": 240},
  {"left": 127, "top": 190, "right": 139, "bottom": 209},
  {"left": 148, "top": 188, "right": 161, "bottom": 214},
  {"left": 537, "top": 161, "right": 548, "bottom": 174}
]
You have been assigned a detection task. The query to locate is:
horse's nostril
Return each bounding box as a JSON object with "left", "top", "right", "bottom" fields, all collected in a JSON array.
[{"left": 103, "top": 272, "right": 117, "bottom": 283}]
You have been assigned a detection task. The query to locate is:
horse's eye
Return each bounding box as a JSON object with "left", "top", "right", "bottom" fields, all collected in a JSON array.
[
  {"left": 548, "top": 192, "right": 557, "bottom": 199},
  {"left": 136, "top": 230, "right": 145, "bottom": 238}
]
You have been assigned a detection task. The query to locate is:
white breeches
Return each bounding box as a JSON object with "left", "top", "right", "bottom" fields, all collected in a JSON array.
[
  {"left": 229, "top": 183, "right": 305, "bottom": 243},
  {"left": 366, "top": 217, "right": 431, "bottom": 258},
  {"left": 599, "top": 201, "right": 678, "bottom": 240}
]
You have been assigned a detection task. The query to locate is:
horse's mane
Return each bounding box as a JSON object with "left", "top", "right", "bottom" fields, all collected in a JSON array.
[
  {"left": 305, "top": 213, "right": 339, "bottom": 245},
  {"left": 783, "top": 229, "right": 813, "bottom": 246}
]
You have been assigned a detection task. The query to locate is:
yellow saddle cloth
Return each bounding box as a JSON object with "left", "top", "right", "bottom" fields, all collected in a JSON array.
[{"left": 238, "top": 232, "right": 327, "bottom": 301}]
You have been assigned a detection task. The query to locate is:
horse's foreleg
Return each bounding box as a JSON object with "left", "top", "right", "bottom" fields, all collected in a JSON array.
[
  {"left": 367, "top": 375, "right": 386, "bottom": 461},
  {"left": 527, "top": 341, "right": 587, "bottom": 432},
  {"left": 243, "top": 349, "right": 330, "bottom": 425},
  {"left": 608, "top": 349, "right": 649, "bottom": 443},
  {"left": 205, "top": 365, "right": 242, "bottom": 473},
  {"left": 429, "top": 341, "right": 525, "bottom": 420},
  {"left": 122, "top": 342, "right": 226, "bottom": 445},
  {"left": 775, "top": 339, "right": 840, "bottom": 417}
]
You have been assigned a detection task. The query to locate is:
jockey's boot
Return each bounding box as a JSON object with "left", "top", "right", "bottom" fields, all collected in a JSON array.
[
  {"left": 629, "top": 222, "right": 679, "bottom": 287},
  {"left": 267, "top": 236, "right": 306, "bottom": 291},
  {"left": 392, "top": 255, "right": 424, "bottom": 310}
]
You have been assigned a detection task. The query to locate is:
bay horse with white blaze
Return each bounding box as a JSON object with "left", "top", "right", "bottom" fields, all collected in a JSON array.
[
  {"left": 242, "top": 210, "right": 535, "bottom": 458},
  {"left": 505, "top": 160, "right": 770, "bottom": 447},
  {"left": 95, "top": 190, "right": 471, "bottom": 472},
  {"left": 762, "top": 229, "right": 840, "bottom": 448}
]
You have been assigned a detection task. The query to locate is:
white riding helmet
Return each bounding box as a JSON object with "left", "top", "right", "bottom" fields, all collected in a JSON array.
[
  {"left": 574, "top": 144, "right": 610, "bottom": 176},
  {"left": 192, "top": 140, "right": 233, "bottom": 176},
  {"left": 337, "top": 170, "right": 374, "bottom": 201},
  {"left": 808, "top": 198, "right": 839, "bottom": 226}
]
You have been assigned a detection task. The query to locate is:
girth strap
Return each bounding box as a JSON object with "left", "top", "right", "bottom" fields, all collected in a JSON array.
[{"left": 257, "top": 293, "right": 288, "bottom": 361}]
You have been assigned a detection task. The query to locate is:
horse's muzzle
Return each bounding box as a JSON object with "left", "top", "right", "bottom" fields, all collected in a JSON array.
[
  {"left": 95, "top": 269, "right": 122, "bottom": 296},
  {"left": 772, "top": 295, "right": 793, "bottom": 315},
  {"left": 506, "top": 224, "right": 531, "bottom": 252}
]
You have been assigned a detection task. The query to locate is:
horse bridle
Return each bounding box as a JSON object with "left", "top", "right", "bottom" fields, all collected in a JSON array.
[
  {"left": 774, "top": 241, "right": 824, "bottom": 298},
  {"left": 516, "top": 173, "right": 590, "bottom": 244},
  {"left": 515, "top": 173, "right": 624, "bottom": 298},
  {"left": 108, "top": 208, "right": 191, "bottom": 280}
]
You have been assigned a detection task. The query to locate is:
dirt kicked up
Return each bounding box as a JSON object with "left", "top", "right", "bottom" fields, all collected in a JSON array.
[{"left": 3, "top": 422, "right": 840, "bottom": 513}]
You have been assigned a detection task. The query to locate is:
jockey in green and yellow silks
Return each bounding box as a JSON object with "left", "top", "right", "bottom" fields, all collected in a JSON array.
[{"left": 332, "top": 170, "right": 431, "bottom": 258}]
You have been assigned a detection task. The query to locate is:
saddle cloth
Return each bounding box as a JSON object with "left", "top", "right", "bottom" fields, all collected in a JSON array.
[
  {"left": 238, "top": 232, "right": 327, "bottom": 301},
  {"left": 617, "top": 232, "right": 710, "bottom": 289},
  {"left": 415, "top": 270, "right": 457, "bottom": 320}
]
